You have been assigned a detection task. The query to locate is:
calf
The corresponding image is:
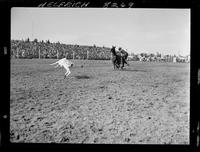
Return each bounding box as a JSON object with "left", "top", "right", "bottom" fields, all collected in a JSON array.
[{"left": 50, "top": 58, "right": 73, "bottom": 79}]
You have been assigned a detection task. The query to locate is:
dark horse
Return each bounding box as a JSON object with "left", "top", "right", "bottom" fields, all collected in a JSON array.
[{"left": 110, "top": 46, "right": 125, "bottom": 69}]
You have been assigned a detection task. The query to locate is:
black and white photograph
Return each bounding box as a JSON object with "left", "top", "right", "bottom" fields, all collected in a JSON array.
[{"left": 10, "top": 8, "right": 190, "bottom": 144}]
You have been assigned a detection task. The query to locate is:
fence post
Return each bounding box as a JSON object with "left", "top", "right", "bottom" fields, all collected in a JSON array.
[
  {"left": 39, "top": 48, "right": 40, "bottom": 59},
  {"left": 22, "top": 50, "right": 25, "bottom": 58},
  {"left": 87, "top": 50, "right": 89, "bottom": 60},
  {"left": 17, "top": 48, "right": 19, "bottom": 58},
  {"left": 73, "top": 51, "right": 75, "bottom": 60},
  {"left": 57, "top": 50, "right": 59, "bottom": 59},
  {"left": 65, "top": 52, "right": 68, "bottom": 59}
]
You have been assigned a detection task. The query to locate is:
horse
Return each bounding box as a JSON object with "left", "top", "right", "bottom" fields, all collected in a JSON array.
[{"left": 110, "top": 46, "right": 124, "bottom": 69}]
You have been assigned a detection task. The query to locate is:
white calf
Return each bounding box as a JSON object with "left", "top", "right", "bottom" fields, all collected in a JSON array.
[{"left": 50, "top": 58, "right": 73, "bottom": 78}]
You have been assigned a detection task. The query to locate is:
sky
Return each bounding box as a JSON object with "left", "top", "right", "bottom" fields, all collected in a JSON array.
[{"left": 11, "top": 8, "right": 190, "bottom": 56}]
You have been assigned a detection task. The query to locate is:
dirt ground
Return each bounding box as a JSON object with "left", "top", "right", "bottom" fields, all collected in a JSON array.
[{"left": 10, "top": 59, "right": 190, "bottom": 144}]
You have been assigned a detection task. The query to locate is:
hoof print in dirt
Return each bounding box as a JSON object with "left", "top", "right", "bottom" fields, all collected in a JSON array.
[
  {"left": 124, "top": 138, "right": 131, "bottom": 142},
  {"left": 60, "top": 137, "right": 70, "bottom": 142},
  {"left": 94, "top": 137, "right": 99, "bottom": 143}
]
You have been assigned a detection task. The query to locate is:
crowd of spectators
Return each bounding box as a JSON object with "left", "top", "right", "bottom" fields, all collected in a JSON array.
[
  {"left": 11, "top": 39, "right": 190, "bottom": 63},
  {"left": 11, "top": 39, "right": 111, "bottom": 60}
]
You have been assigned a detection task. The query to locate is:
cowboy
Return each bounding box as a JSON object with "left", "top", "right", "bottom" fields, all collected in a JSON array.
[{"left": 119, "top": 47, "right": 129, "bottom": 66}]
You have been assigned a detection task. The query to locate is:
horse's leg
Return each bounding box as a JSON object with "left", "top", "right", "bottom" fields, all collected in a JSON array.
[
  {"left": 123, "top": 57, "right": 128, "bottom": 67},
  {"left": 124, "top": 58, "right": 129, "bottom": 66},
  {"left": 114, "top": 59, "right": 118, "bottom": 70},
  {"left": 121, "top": 56, "right": 124, "bottom": 69},
  {"left": 115, "top": 63, "right": 119, "bottom": 69},
  {"left": 121, "top": 57, "right": 124, "bottom": 69},
  {"left": 112, "top": 60, "right": 115, "bottom": 70},
  {"left": 116, "top": 56, "right": 121, "bottom": 69},
  {"left": 126, "top": 59, "right": 130, "bottom": 66},
  {"left": 115, "top": 58, "right": 120, "bottom": 69},
  {"left": 115, "top": 63, "right": 119, "bottom": 70}
]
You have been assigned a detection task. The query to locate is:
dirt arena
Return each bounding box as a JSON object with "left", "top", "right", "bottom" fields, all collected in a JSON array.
[{"left": 10, "top": 59, "right": 190, "bottom": 144}]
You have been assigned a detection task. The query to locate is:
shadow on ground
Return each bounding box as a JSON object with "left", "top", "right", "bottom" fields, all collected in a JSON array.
[
  {"left": 119, "top": 69, "right": 148, "bottom": 72},
  {"left": 74, "top": 75, "right": 91, "bottom": 79}
]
